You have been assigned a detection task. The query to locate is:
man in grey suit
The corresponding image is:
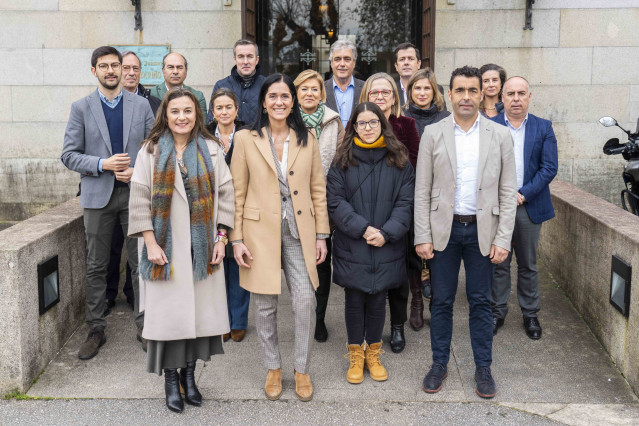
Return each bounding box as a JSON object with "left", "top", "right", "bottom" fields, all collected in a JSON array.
[
  {"left": 61, "top": 46, "right": 154, "bottom": 360},
  {"left": 324, "top": 39, "right": 365, "bottom": 128},
  {"left": 414, "top": 66, "right": 517, "bottom": 398}
]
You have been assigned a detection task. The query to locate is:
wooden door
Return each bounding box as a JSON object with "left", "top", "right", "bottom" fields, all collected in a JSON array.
[
  {"left": 242, "top": 0, "right": 257, "bottom": 41},
  {"left": 421, "top": 0, "right": 436, "bottom": 69}
]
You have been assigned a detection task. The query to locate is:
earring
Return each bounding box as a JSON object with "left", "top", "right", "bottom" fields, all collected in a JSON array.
[{"left": 263, "top": 107, "right": 267, "bottom": 114}]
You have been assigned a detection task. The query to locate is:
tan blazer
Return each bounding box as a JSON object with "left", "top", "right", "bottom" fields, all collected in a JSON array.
[
  {"left": 414, "top": 114, "right": 517, "bottom": 256},
  {"left": 230, "top": 127, "right": 330, "bottom": 294}
]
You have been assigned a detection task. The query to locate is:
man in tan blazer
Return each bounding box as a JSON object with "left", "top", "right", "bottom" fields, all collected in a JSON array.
[{"left": 414, "top": 66, "right": 517, "bottom": 399}]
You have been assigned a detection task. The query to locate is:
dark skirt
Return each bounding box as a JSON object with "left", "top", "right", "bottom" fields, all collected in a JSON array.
[{"left": 146, "top": 336, "right": 224, "bottom": 375}]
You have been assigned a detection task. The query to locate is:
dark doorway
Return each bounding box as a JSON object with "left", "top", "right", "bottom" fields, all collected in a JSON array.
[{"left": 248, "top": 0, "right": 426, "bottom": 82}]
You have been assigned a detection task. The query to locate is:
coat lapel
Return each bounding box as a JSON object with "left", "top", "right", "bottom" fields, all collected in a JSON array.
[
  {"left": 442, "top": 116, "right": 457, "bottom": 181},
  {"left": 253, "top": 128, "right": 278, "bottom": 175},
  {"left": 523, "top": 115, "right": 535, "bottom": 181},
  {"left": 88, "top": 90, "right": 112, "bottom": 155},
  {"left": 477, "top": 117, "right": 492, "bottom": 189},
  {"left": 287, "top": 129, "right": 301, "bottom": 173},
  {"left": 122, "top": 91, "right": 133, "bottom": 151}
]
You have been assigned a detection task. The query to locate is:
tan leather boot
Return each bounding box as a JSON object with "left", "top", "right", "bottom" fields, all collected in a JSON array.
[
  {"left": 294, "top": 370, "right": 313, "bottom": 402},
  {"left": 365, "top": 342, "right": 388, "bottom": 381},
  {"left": 264, "top": 368, "right": 282, "bottom": 400},
  {"left": 344, "top": 343, "right": 365, "bottom": 384}
]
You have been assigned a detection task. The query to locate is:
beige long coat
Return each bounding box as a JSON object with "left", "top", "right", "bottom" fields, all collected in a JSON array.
[
  {"left": 128, "top": 140, "right": 235, "bottom": 341},
  {"left": 229, "top": 127, "right": 330, "bottom": 295}
]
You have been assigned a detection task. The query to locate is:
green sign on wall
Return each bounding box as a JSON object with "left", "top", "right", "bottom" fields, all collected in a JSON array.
[{"left": 113, "top": 44, "right": 171, "bottom": 86}]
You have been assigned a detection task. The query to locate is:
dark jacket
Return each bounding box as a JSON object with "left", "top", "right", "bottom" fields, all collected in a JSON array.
[
  {"left": 388, "top": 115, "right": 420, "bottom": 169},
  {"left": 491, "top": 113, "right": 558, "bottom": 224},
  {"left": 327, "top": 146, "right": 415, "bottom": 294},
  {"left": 208, "top": 65, "right": 265, "bottom": 126},
  {"left": 137, "top": 83, "right": 161, "bottom": 116},
  {"left": 403, "top": 103, "right": 451, "bottom": 139}
]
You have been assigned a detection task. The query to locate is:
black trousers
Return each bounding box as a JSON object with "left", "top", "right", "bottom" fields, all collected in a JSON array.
[
  {"left": 315, "top": 233, "right": 332, "bottom": 321},
  {"left": 105, "top": 217, "right": 134, "bottom": 302},
  {"left": 345, "top": 288, "right": 387, "bottom": 345}
]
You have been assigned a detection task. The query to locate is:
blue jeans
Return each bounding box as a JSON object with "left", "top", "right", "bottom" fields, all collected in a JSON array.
[
  {"left": 429, "top": 221, "right": 494, "bottom": 367},
  {"left": 224, "top": 257, "right": 250, "bottom": 330}
]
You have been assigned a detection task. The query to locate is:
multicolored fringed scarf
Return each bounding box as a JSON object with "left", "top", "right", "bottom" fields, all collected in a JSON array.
[
  {"left": 300, "top": 101, "right": 325, "bottom": 138},
  {"left": 139, "top": 133, "right": 217, "bottom": 282}
]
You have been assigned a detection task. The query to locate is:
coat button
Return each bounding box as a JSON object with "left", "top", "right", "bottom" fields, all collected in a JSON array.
[
  {"left": 293, "top": 190, "right": 298, "bottom": 195},
  {"left": 297, "top": 210, "right": 302, "bottom": 215},
  {"left": 289, "top": 171, "right": 294, "bottom": 175},
  {"left": 282, "top": 197, "right": 287, "bottom": 202}
]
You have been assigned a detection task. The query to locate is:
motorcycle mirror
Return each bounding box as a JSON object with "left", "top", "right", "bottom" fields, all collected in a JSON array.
[{"left": 600, "top": 116, "right": 618, "bottom": 127}]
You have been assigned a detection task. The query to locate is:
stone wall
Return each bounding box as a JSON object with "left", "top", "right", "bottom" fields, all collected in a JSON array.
[
  {"left": 435, "top": 0, "right": 639, "bottom": 205},
  {"left": 539, "top": 180, "right": 639, "bottom": 396},
  {"left": 0, "top": 0, "right": 242, "bottom": 221},
  {"left": 0, "top": 198, "right": 85, "bottom": 394}
]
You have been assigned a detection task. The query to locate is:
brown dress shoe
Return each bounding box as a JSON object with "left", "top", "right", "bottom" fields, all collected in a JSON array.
[
  {"left": 222, "top": 332, "right": 231, "bottom": 342},
  {"left": 294, "top": 370, "right": 313, "bottom": 402},
  {"left": 230, "top": 329, "right": 246, "bottom": 342},
  {"left": 78, "top": 329, "right": 106, "bottom": 360},
  {"left": 264, "top": 368, "right": 282, "bottom": 401}
]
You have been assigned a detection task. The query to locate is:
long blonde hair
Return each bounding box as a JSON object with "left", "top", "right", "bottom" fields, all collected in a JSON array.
[
  {"left": 358, "top": 73, "right": 402, "bottom": 117},
  {"left": 404, "top": 68, "right": 445, "bottom": 112}
]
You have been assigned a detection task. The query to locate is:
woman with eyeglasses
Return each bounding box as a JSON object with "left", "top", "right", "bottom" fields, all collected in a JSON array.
[
  {"left": 293, "top": 70, "right": 345, "bottom": 343},
  {"left": 230, "top": 73, "right": 330, "bottom": 402},
  {"left": 359, "top": 72, "right": 420, "bottom": 353},
  {"left": 327, "top": 102, "right": 414, "bottom": 384},
  {"left": 479, "top": 63, "right": 507, "bottom": 118}
]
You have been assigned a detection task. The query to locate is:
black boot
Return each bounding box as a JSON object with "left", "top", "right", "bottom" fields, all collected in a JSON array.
[
  {"left": 179, "top": 361, "right": 202, "bottom": 406},
  {"left": 164, "top": 368, "right": 184, "bottom": 413},
  {"left": 389, "top": 323, "right": 406, "bottom": 353}
]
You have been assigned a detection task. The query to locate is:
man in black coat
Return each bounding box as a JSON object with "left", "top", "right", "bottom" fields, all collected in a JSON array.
[{"left": 207, "top": 39, "right": 265, "bottom": 126}]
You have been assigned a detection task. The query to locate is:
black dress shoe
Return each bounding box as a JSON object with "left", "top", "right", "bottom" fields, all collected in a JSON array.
[
  {"left": 389, "top": 323, "right": 405, "bottom": 353},
  {"left": 475, "top": 366, "right": 496, "bottom": 398},
  {"left": 314, "top": 319, "right": 328, "bottom": 342},
  {"left": 104, "top": 299, "right": 116, "bottom": 317},
  {"left": 524, "top": 317, "right": 542, "bottom": 340},
  {"left": 493, "top": 317, "right": 505, "bottom": 336},
  {"left": 164, "top": 368, "right": 184, "bottom": 413},
  {"left": 422, "top": 363, "right": 447, "bottom": 393}
]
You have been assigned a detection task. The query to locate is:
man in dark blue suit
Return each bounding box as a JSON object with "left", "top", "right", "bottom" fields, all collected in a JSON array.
[{"left": 490, "top": 76, "right": 558, "bottom": 340}]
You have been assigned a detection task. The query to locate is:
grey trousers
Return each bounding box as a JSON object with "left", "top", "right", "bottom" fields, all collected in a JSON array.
[
  {"left": 83, "top": 186, "right": 143, "bottom": 331},
  {"left": 252, "top": 220, "right": 316, "bottom": 374},
  {"left": 492, "top": 204, "right": 542, "bottom": 319}
]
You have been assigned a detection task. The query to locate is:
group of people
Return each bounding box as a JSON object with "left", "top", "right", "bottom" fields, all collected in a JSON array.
[{"left": 61, "top": 37, "right": 558, "bottom": 413}]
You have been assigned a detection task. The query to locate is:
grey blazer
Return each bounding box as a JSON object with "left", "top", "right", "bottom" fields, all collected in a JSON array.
[
  {"left": 61, "top": 89, "right": 155, "bottom": 209},
  {"left": 324, "top": 77, "right": 365, "bottom": 116},
  {"left": 414, "top": 114, "right": 518, "bottom": 256}
]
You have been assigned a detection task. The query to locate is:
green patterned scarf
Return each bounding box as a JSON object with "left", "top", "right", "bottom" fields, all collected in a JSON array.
[
  {"left": 139, "top": 132, "right": 217, "bottom": 282},
  {"left": 300, "top": 101, "right": 325, "bottom": 138}
]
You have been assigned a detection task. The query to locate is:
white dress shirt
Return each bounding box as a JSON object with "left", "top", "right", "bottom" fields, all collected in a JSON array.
[
  {"left": 453, "top": 114, "right": 481, "bottom": 215},
  {"left": 505, "top": 114, "right": 528, "bottom": 190}
]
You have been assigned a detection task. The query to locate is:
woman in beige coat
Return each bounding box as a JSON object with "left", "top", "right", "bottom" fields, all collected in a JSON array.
[
  {"left": 129, "top": 89, "right": 234, "bottom": 414},
  {"left": 231, "top": 74, "right": 330, "bottom": 402},
  {"left": 293, "top": 70, "right": 344, "bottom": 343}
]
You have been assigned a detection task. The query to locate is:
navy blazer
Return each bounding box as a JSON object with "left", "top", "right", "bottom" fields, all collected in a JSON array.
[{"left": 491, "top": 113, "right": 558, "bottom": 224}]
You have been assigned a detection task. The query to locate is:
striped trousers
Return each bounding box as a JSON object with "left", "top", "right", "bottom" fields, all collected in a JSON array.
[{"left": 252, "top": 219, "right": 316, "bottom": 374}]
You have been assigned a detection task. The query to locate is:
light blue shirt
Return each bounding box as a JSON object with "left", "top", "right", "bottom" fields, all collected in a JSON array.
[
  {"left": 97, "top": 89, "right": 123, "bottom": 172},
  {"left": 505, "top": 114, "right": 528, "bottom": 190},
  {"left": 333, "top": 76, "right": 355, "bottom": 127}
]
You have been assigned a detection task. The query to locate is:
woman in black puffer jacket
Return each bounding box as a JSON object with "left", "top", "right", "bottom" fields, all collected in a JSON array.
[{"left": 327, "top": 102, "right": 415, "bottom": 385}]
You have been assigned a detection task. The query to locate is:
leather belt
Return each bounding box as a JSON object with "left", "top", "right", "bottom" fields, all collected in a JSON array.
[{"left": 453, "top": 214, "right": 477, "bottom": 223}]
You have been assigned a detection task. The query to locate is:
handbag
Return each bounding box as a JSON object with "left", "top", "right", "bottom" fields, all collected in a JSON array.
[{"left": 421, "top": 259, "right": 432, "bottom": 299}]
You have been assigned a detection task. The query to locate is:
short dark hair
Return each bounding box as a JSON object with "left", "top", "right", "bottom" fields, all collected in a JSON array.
[
  {"left": 233, "top": 39, "right": 259, "bottom": 57},
  {"left": 479, "top": 63, "right": 507, "bottom": 99},
  {"left": 449, "top": 66, "right": 482, "bottom": 91},
  {"left": 91, "top": 46, "right": 122, "bottom": 68},
  {"left": 393, "top": 43, "right": 421, "bottom": 64},
  {"left": 162, "top": 52, "right": 188, "bottom": 70}
]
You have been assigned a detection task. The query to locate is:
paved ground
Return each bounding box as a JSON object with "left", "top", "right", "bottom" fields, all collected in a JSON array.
[{"left": 3, "top": 261, "right": 638, "bottom": 424}]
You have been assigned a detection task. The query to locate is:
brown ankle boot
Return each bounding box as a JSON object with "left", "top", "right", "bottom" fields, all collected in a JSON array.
[
  {"left": 345, "top": 343, "right": 365, "bottom": 384},
  {"left": 365, "top": 342, "right": 388, "bottom": 382},
  {"left": 294, "top": 370, "right": 313, "bottom": 402},
  {"left": 264, "top": 368, "right": 282, "bottom": 400},
  {"left": 409, "top": 272, "right": 424, "bottom": 331}
]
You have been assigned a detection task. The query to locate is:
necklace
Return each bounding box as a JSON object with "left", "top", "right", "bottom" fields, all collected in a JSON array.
[{"left": 175, "top": 144, "right": 187, "bottom": 169}]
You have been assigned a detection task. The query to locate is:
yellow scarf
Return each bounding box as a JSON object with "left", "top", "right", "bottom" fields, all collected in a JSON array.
[{"left": 354, "top": 135, "right": 386, "bottom": 149}]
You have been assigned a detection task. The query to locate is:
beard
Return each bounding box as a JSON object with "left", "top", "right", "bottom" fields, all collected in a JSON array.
[{"left": 100, "top": 74, "right": 121, "bottom": 90}]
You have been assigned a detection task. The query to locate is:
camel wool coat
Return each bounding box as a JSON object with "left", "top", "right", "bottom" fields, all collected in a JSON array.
[
  {"left": 230, "top": 127, "right": 330, "bottom": 295},
  {"left": 128, "top": 140, "right": 235, "bottom": 341}
]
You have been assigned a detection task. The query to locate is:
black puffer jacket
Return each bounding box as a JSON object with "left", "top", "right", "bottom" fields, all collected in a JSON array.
[
  {"left": 327, "top": 146, "right": 415, "bottom": 294},
  {"left": 207, "top": 64, "right": 265, "bottom": 126},
  {"left": 404, "top": 103, "right": 450, "bottom": 139}
]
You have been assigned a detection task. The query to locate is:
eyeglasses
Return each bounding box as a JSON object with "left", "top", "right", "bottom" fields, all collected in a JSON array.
[
  {"left": 97, "top": 62, "right": 121, "bottom": 71},
  {"left": 354, "top": 119, "right": 380, "bottom": 129},
  {"left": 122, "top": 65, "right": 141, "bottom": 72},
  {"left": 368, "top": 90, "right": 392, "bottom": 99}
]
